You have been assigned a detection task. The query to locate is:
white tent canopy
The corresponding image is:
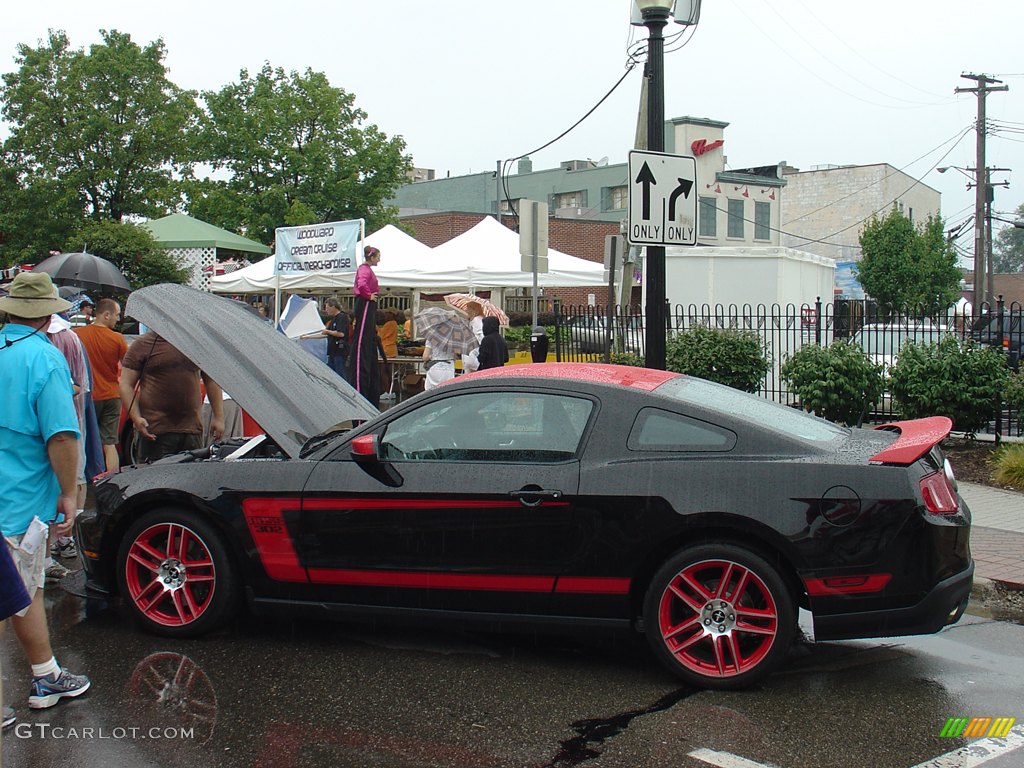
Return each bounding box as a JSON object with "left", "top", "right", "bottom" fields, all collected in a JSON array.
[
  {"left": 428, "top": 217, "right": 606, "bottom": 288},
  {"left": 210, "top": 218, "right": 606, "bottom": 294}
]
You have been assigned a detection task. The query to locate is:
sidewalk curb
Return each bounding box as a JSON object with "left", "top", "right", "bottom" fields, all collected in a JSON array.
[{"left": 971, "top": 576, "right": 1024, "bottom": 622}]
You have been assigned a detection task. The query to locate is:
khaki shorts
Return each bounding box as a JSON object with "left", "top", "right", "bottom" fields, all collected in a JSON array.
[
  {"left": 94, "top": 398, "right": 122, "bottom": 445},
  {"left": 3, "top": 535, "right": 45, "bottom": 616}
]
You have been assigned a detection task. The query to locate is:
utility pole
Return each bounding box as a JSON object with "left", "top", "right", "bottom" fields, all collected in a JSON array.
[{"left": 956, "top": 73, "right": 1008, "bottom": 307}]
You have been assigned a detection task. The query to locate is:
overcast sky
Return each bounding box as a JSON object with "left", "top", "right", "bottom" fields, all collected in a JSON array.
[{"left": 4, "top": 1, "right": 1023, "bottom": 256}]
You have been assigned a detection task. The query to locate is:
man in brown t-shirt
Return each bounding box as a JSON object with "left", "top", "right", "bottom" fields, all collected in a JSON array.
[
  {"left": 119, "top": 333, "right": 224, "bottom": 463},
  {"left": 73, "top": 298, "right": 128, "bottom": 471}
]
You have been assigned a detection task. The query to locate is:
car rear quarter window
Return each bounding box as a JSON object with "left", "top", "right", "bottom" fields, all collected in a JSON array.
[
  {"left": 628, "top": 408, "right": 736, "bottom": 452},
  {"left": 656, "top": 377, "right": 847, "bottom": 444}
]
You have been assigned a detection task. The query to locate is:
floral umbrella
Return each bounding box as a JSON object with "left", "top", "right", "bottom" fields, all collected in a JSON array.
[
  {"left": 443, "top": 293, "right": 509, "bottom": 327},
  {"left": 414, "top": 307, "right": 480, "bottom": 357}
]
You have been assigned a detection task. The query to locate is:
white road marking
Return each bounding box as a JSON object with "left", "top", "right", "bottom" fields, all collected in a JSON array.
[
  {"left": 688, "top": 748, "right": 779, "bottom": 768},
  {"left": 909, "top": 725, "right": 1024, "bottom": 768}
]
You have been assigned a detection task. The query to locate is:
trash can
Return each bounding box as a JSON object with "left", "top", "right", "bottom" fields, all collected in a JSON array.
[{"left": 530, "top": 326, "right": 549, "bottom": 363}]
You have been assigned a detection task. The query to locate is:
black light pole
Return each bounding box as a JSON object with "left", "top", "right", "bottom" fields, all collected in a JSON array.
[{"left": 639, "top": 0, "right": 672, "bottom": 370}]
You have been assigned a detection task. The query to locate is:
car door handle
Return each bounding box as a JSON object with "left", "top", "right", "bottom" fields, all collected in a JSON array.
[{"left": 509, "top": 488, "right": 562, "bottom": 507}]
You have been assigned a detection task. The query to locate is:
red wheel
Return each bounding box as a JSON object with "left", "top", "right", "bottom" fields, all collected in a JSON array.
[
  {"left": 118, "top": 509, "right": 237, "bottom": 637},
  {"left": 644, "top": 544, "right": 796, "bottom": 689}
]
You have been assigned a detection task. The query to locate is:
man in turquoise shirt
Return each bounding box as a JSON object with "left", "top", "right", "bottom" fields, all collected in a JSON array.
[{"left": 0, "top": 272, "right": 91, "bottom": 724}]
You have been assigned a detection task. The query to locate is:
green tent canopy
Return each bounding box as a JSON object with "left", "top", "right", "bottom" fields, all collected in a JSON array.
[{"left": 143, "top": 213, "right": 271, "bottom": 256}]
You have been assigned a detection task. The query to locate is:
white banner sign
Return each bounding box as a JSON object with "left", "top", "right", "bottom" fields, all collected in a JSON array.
[{"left": 274, "top": 219, "right": 363, "bottom": 275}]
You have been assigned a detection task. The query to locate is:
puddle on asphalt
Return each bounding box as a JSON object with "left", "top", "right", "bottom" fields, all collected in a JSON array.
[{"left": 540, "top": 687, "right": 697, "bottom": 767}]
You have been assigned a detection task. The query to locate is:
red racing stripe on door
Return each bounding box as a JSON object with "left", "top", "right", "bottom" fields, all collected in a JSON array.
[
  {"left": 242, "top": 497, "right": 308, "bottom": 582},
  {"left": 306, "top": 569, "right": 555, "bottom": 591}
]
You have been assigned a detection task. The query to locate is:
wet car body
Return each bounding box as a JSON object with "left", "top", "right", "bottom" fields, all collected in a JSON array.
[{"left": 77, "top": 285, "right": 973, "bottom": 690}]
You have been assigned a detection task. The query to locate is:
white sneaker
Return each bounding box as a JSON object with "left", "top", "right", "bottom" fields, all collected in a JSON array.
[
  {"left": 45, "top": 560, "right": 71, "bottom": 585},
  {"left": 51, "top": 537, "right": 78, "bottom": 560}
]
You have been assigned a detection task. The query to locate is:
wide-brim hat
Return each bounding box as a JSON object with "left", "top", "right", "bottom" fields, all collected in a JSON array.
[{"left": 0, "top": 272, "right": 72, "bottom": 318}]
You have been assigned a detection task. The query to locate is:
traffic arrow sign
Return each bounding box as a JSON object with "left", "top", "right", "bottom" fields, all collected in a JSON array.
[{"left": 628, "top": 150, "right": 698, "bottom": 247}]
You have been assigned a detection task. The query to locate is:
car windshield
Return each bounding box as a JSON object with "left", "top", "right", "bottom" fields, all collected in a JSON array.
[
  {"left": 854, "top": 326, "right": 950, "bottom": 356},
  {"left": 654, "top": 377, "right": 847, "bottom": 443}
]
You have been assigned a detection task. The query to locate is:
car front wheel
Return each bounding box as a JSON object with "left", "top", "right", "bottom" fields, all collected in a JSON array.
[
  {"left": 643, "top": 543, "right": 796, "bottom": 689},
  {"left": 117, "top": 508, "right": 238, "bottom": 638}
]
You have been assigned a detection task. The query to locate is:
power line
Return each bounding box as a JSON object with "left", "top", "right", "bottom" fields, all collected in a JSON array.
[
  {"left": 499, "top": 57, "right": 640, "bottom": 219},
  {"left": 781, "top": 126, "right": 973, "bottom": 228}
]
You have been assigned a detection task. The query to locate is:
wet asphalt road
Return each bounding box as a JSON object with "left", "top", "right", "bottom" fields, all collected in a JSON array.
[{"left": 2, "top": 584, "right": 1023, "bottom": 768}]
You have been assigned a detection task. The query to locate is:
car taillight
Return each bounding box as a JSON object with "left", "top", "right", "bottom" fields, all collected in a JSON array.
[{"left": 920, "top": 470, "right": 958, "bottom": 515}]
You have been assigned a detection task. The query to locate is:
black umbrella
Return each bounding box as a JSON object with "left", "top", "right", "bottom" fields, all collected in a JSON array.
[{"left": 32, "top": 251, "right": 132, "bottom": 293}]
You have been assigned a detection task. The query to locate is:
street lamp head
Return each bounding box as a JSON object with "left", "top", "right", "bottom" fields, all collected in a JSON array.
[
  {"left": 632, "top": 0, "right": 700, "bottom": 25},
  {"left": 937, "top": 167, "right": 949, "bottom": 173},
  {"left": 671, "top": 0, "right": 702, "bottom": 26},
  {"left": 634, "top": 0, "right": 675, "bottom": 12}
]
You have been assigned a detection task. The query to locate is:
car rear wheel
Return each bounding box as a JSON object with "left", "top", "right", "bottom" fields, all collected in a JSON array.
[
  {"left": 117, "top": 508, "right": 238, "bottom": 638},
  {"left": 643, "top": 544, "right": 796, "bottom": 689}
]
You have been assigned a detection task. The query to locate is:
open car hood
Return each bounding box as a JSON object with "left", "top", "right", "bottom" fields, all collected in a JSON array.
[{"left": 125, "top": 284, "right": 379, "bottom": 458}]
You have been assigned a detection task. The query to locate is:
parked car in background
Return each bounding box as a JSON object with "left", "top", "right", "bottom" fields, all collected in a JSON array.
[
  {"left": 851, "top": 322, "right": 954, "bottom": 372},
  {"left": 566, "top": 314, "right": 643, "bottom": 355},
  {"left": 969, "top": 309, "right": 1023, "bottom": 370},
  {"left": 851, "top": 322, "right": 954, "bottom": 416}
]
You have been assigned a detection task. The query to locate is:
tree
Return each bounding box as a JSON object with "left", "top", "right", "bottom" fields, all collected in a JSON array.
[
  {"left": 189, "top": 64, "right": 411, "bottom": 245},
  {"left": 993, "top": 202, "right": 1024, "bottom": 273},
  {"left": 0, "top": 29, "right": 197, "bottom": 261},
  {"left": 65, "top": 220, "right": 188, "bottom": 290},
  {"left": 856, "top": 208, "right": 962, "bottom": 316},
  {"left": 0, "top": 149, "right": 82, "bottom": 266}
]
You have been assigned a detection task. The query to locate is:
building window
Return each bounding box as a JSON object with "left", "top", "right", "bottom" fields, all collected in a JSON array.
[
  {"left": 604, "top": 186, "right": 628, "bottom": 211},
  {"left": 699, "top": 196, "right": 717, "bottom": 238},
  {"left": 754, "top": 201, "right": 770, "bottom": 240},
  {"left": 499, "top": 198, "right": 521, "bottom": 214},
  {"left": 727, "top": 199, "right": 745, "bottom": 238},
  {"left": 555, "top": 191, "right": 584, "bottom": 209}
]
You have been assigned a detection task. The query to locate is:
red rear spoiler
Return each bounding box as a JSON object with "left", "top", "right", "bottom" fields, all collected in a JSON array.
[{"left": 869, "top": 416, "right": 952, "bottom": 465}]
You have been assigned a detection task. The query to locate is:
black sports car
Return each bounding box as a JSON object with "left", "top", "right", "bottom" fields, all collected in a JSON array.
[{"left": 77, "top": 285, "right": 973, "bottom": 690}]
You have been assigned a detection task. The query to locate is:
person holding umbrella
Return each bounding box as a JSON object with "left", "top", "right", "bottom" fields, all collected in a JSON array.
[
  {"left": 348, "top": 246, "right": 382, "bottom": 405},
  {"left": 415, "top": 307, "right": 480, "bottom": 391}
]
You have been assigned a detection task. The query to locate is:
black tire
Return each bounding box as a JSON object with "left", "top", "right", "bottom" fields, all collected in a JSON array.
[
  {"left": 643, "top": 543, "right": 796, "bottom": 690},
  {"left": 119, "top": 422, "right": 140, "bottom": 466},
  {"left": 117, "top": 508, "right": 239, "bottom": 638}
]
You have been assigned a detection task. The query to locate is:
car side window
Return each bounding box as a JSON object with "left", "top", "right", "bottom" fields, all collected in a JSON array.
[
  {"left": 627, "top": 407, "right": 736, "bottom": 452},
  {"left": 380, "top": 392, "right": 593, "bottom": 462}
]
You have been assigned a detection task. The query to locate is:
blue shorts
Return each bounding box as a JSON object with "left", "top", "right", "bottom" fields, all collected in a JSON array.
[{"left": 0, "top": 537, "right": 31, "bottom": 620}]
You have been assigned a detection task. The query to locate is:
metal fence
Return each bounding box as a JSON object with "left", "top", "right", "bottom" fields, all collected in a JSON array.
[{"left": 553, "top": 297, "right": 1023, "bottom": 437}]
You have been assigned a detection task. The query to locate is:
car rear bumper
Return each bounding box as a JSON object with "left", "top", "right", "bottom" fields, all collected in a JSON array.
[{"left": 812, "top": 561, "right": 974, "bottom": 641}]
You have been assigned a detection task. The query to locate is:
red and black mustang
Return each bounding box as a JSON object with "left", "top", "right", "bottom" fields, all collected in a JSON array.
[{"left": 77, "top": 284, "right": 973, "bottom": 690}]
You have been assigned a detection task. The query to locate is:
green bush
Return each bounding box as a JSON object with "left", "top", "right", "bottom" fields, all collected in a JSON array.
[
  {"left": 780, "top": 341, "right": 884, "bottom": 426},
  {"left": 666, "top": 325, "right": 769, "bottom": 392},
  {"left": 1006, "top": 371, "right": 1024, "bottom": 412},
  {"left": 889, "top": 337, "right": 1009, "bottom": 437},
  {"left": 609, "top": 352, "right": 645, "bottom": 367}
]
